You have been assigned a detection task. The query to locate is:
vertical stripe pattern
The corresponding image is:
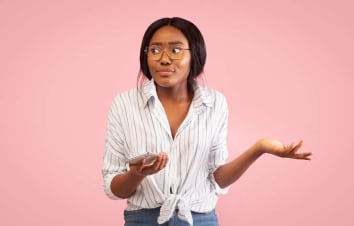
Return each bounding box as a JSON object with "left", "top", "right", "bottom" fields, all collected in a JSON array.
[{"left": 102, "top": 80, "right": 229, "bottom": 225}]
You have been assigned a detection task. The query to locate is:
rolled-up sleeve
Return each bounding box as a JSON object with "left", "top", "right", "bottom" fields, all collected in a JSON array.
[
  {"left": 102, "top": 96, "right": 127, "bottom": 200},
  {"left": 208, "top": 93, "right": 229, "bottom": 195}
]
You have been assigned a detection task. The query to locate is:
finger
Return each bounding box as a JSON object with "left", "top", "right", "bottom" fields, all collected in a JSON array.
[
  {"left": 129, "top": 158, "right": 145, "bottom": 167},
  {"left": 156, "top": 155, "right": 165, "bottom": 170},
  {"left": 290, "top": 140, "right": 303, "bottom": 153},
  {"left": 294, "top": 152, "right": 312, "bottom": 160},
  {"left": 138, "top": 159, "right": 147, "bottom": 171},
  {"left": 302, "top": 152, "right": 312, "bottom": 159},
  {"left": 151, "top": 154, "right": 164, "bottom": 171},
  {"left": 159, "top": 154, "right": 169, "bottom": 169},
  {"left": 129, "top": 159, "right": 145, "bottom": 171},
  {"left": 284, "top": 142, "right": 294, "bottom": 153},
  {"left": 141, "top": 155, "right": 159, "bottom": 169},
  {"left": 142, "top": 153, "right": 169, "bottom": 173}
]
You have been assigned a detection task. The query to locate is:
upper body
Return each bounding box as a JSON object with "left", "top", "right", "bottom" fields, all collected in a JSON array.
[
  {"left": 102, "top": 79, "right": 229, "bottom": 223},
  {"left": 102, "top": 17, "right": 223, "bottom": 224},
  {"left": 102, "top": 17, "right": 312, "bottom": 226}
]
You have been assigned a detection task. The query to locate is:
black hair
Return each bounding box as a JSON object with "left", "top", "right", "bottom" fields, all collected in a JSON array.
[{"left": 139, "top": 17, "right": 207, "bottom": 89}]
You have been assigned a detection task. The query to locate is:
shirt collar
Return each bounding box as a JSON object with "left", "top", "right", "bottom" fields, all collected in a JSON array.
[
  {"left": 140, "top": 79, "right": 158, "bottom": 107},
  {"left": 192, "top": 83, "right": 213, "bottom": 113},
  {"left": 140, "top": 79, "right": 213, "bottom": 112}
]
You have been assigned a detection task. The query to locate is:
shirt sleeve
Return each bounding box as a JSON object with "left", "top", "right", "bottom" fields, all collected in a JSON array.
[
  {"left": 208, "top": 92, "right": 230, "bottom": 195},
  {"left": 102, "top": 96, "right": 128, "bottom": 200}
]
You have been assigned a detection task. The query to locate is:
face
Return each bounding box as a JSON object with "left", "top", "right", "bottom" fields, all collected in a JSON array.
[{"left": 147, "top": 26, "right": 191, "bottom": 90}]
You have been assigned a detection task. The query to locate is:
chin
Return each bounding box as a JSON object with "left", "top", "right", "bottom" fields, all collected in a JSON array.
[
  {"left": 152, "top": 75, "right": 188, "bottom": 89},
  {"left": 154, "top": 80, "right": 175, "bottom": 88}
]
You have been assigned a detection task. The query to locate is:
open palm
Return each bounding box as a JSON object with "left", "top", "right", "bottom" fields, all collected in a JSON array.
[{"left": 256, "top": 138, "right": 312, "bottom": 160}]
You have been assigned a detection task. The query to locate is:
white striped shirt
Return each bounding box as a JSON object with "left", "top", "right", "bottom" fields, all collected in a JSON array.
[{"left": 102, "top": 79, "right": 229, "bottom": 225}]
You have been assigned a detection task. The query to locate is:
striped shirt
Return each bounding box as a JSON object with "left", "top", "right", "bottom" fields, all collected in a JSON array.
[{"left": 102, "top": 79, "right": 229, "bottom": 225}]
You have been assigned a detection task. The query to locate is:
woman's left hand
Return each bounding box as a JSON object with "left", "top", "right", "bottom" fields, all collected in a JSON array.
[{"left": 255, "top": 138, "right": 312, "bottom": 160}]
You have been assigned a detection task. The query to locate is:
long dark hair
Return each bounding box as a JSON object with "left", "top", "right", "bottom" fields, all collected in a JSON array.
[{"left": 139, "top": 17, "right": 207, "bottom": 89}]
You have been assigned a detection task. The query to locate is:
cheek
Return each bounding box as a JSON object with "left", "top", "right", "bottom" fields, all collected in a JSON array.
[
  {"left": 147, "top": 59, "right": 155, "bottom": 72},
  {"left": 147, "top": 59, "right": 152, "bottom": 68},
  {"left": 178, "top": 57, "right": 191, "bottom": 71}
]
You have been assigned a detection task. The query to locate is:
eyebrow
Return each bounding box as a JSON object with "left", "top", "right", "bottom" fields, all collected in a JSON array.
[{"left": 150, "top": 41, "right": 186, "bottom": 46}]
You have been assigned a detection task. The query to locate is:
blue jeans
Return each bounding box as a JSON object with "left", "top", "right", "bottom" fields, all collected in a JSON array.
[{"left": 124, "top": 207, "right": 218, "bottom": 226}]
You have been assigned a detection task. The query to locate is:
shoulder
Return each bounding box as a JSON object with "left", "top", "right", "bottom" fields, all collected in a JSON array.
[
  {"left": 108, "top": 87, "right": 142, "bottom": 113},
  {"left": 112, "top": 87, "right": 139, "bottom": 104},
  {"left": 197, "top": 84, "right": 228, "bottom": 107}
]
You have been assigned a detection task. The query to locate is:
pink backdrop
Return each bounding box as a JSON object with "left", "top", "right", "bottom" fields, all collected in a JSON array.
[{"left": 1, "top": 0, "right": 353, "bottom": 225}]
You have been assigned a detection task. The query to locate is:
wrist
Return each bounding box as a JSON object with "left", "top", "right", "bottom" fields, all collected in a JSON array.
[
  {"left": 252, "top": 140, "right": 267, "bottom": 156},
  {"left": 128, "top": 168, "right": 146, "bottom": 180}
]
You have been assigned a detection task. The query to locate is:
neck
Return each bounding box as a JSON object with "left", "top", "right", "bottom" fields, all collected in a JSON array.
[{"left": 156, "top": 85, "right": 193, "bottom": 103}]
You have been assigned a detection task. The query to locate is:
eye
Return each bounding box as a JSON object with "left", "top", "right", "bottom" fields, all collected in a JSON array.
[
  {"left": 150, "top": 47, "right": 161, "bottom": 55},
  {"left": 171, "top": 47, "right": 182, "bottom": 54}
]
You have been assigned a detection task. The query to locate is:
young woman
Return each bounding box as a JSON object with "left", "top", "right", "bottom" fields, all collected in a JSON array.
[{"left": 102, "top": 17, "right": 312, "bottom": 226}]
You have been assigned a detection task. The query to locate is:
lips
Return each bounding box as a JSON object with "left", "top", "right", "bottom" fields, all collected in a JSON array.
[
  {"left": 156, "top": 69, "right": 175, "bottom": 73},
  {"left": 156, "top": 69, "right": 175, "bottom": 76}
]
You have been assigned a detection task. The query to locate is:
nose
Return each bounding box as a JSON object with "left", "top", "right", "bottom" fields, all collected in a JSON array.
[{"left": 159, "top": 50, "right": 172, "bottom": 65}]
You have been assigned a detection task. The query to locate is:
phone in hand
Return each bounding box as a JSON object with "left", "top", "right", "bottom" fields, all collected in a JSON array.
[{"left": 126, "top": 152, "right": 158, "bottom": 166}]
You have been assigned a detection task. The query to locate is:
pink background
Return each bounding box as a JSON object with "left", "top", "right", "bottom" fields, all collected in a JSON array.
[{"left": 1, "top": 0, "right": 353, "bottom": 225}]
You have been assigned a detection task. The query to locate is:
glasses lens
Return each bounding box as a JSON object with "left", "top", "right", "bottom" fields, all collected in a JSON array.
[{"left": 147, "top": 46, "right": 185, "bottom": 60}]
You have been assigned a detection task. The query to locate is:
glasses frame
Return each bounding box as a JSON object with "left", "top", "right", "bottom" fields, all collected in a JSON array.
[{"left": 145, "top": 45, "right": 191, "bottom": 60}]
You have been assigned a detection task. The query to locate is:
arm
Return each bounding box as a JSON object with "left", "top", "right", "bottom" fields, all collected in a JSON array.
[
  {"left": 214, "top": 139, "right": 312, "bottom": 188},
  {"left": 102, "top": 96, "right": 169, "bottom": 199},
  {"left": 110, "top": 152, "right": 169, "bottom": 198}
]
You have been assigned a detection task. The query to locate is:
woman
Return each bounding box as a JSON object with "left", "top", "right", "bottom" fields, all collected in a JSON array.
[{"left": 102, "top": 17, "right": 312, "bottom": 226}]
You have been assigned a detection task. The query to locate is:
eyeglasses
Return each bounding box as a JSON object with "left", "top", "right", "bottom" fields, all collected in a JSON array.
[{"left": 145, "top": 45, "right": 190, "bottom": 60}]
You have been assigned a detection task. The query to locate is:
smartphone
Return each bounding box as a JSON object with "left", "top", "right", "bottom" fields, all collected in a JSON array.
[{"left": 126, "top": 152, "right": 158, "bottom": 166}]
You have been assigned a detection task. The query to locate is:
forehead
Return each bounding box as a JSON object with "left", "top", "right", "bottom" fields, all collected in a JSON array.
[{"left": 149, "top": 26, "right": 188, "bottom": 45}]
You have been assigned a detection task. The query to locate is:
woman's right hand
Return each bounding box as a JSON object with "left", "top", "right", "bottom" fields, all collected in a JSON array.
[{"left": 129, "top": 152, "right": 169, "bottom": 177}]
